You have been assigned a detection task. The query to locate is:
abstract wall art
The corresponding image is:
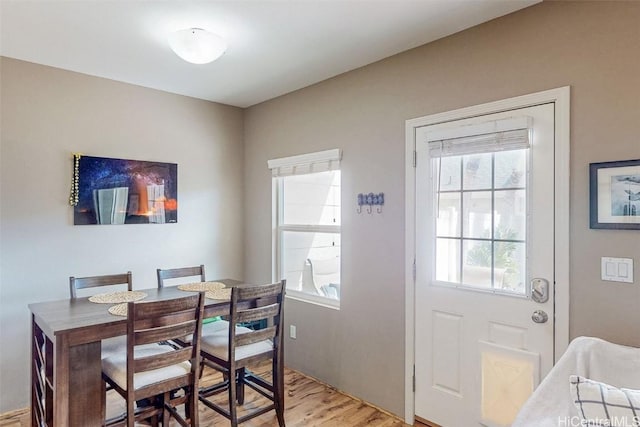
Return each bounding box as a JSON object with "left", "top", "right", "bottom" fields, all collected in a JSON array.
[{"left": 71, "top": 155, "right": 178, "bottom": 225}]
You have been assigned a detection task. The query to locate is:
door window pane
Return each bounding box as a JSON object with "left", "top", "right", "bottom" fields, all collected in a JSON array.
[
  {"left": 463, "top": 191, "right": 492, "bottom": 239},
  {"left": 462, "top": 240, "right": 493, "bottom": 288},
  {"left": 439, "top": 156, "right": 461, "bottom": 191},
  {"left": 436, "top": 238, "right": 460, "bottom": 283},
  {"left": 463, "top": 153, "right": 492, "bottom": 190},
  {"left": 437, "top": 193, "right": 461, "bottom": 237},
  {"left": 494, "top": 149, "right": 527, "bottom": 189},
  {"left": 495, "top": 241, "right": 526, "bottom": 293},
  {"left": 494, "top": 190, "right": 526, "bottom": 241}
]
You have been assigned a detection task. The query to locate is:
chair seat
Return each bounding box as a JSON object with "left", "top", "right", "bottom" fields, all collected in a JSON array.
[
  {"left": 178, "top": 319, "right": 230, "bottom": 344},
  {"left": 102, "top": 345, "right": 191, "bottom": 391},
  {"left": 101, "top": 336, "right": 127, "bottom": 359},
  {"left": 201, "top": 326, "right": 273, "bottom": 361},
  {"left": 101, "top": 337, "right": 169, "bottom": 359},
  {"left": 203, "top": 319, "right": 231, "bottom": 334}
]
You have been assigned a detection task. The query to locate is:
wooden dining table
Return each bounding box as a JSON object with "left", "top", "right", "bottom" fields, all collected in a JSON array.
[{"left": 29, "top": 279, "right": 248, "bottom": 427}]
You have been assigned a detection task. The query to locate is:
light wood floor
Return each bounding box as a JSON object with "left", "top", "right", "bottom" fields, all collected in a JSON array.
[{"left": 1, "top": 364, "right": 420, "bottom": 426}]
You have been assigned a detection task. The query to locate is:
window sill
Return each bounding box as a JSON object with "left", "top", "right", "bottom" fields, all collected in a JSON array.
[{"left": 285, "top": 290, "right": 340, "bottom": 310}]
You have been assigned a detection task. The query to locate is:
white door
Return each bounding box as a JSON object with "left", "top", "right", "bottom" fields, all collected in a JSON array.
[{"left": 414, "top": 103, "right": 555, "bottom": 427}]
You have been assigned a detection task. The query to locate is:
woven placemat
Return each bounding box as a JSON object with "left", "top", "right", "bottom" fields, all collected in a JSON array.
[
  {"left": 177, "top": 281, "right": 226, "bottom": 292},
  {"left": 205, "top": 287, "right": 232, "bottom": 301},
  {"left": 108, "top": 303, "right": 128, "bottom": 317},
  {"left": 88, "top": 290, "right": 147, "bottom": 304}
]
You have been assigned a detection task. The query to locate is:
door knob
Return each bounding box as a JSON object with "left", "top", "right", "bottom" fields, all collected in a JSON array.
[{"left": 531, "top": 310, "right": 548, "bottom": 324}]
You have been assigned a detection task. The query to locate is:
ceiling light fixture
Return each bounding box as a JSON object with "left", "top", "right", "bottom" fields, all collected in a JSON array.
[{"left": 168, "top": 28, "right": 227, "bottom": 65}]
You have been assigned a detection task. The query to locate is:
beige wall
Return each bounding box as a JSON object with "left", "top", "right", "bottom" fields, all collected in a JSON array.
[
  {"left": 0, "top": 58, "right": 244, "bottom": 412},
  {"left": 244, "top": 1, "right": 640, "bottom": 417},
  {"left": 1, "top": 0, "right": 639, "bottom": 418}
]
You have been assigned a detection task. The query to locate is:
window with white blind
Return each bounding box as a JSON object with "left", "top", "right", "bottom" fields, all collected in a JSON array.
[
  {"left": 427, "top": 117, "right": 531, "bottom": 294},
  {"left": 269, "top": 149, "right": 341, "bottom": 307}
]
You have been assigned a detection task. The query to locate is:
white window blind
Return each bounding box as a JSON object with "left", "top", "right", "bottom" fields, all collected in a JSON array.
[
  {"left": 427, "top": 117, "right": 531, "bottom": 157},
  {"left": 268, "top": 149, "right": 342, "bottom": 177}
]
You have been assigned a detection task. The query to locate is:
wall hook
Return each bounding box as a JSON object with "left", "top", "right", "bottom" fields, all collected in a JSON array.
[{"left": 357, "top": 192, "right": 384, "bottom": 214}]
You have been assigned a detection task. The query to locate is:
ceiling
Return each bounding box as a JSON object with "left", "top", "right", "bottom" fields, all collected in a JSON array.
[{"left": 0, "top": 0, "right": 539, "bottom": 108}]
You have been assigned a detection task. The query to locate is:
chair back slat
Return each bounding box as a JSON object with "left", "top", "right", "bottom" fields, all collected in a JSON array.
[
  {"left": 235, "top": 303, "right": 279, "bottom": 324},
  {"left": 134, "top": 321, "right": 198, "bottom": 346},
  {"left": 156, "top": 265, "right": 205, "bottom": 288},
  {"left": 136, "top": 312, "right": 197, "bottom": 330},
  {"left": 133, "top": 297, "right": 201, "bottom": 320},
  {"left": 134, "top": 347, "right": 194, "bottom": 373},
  {"left": 235, "top": 325, "right": 277, "bottom": 347},
  {"left": 235, "top": 282, "right": 282, "bottom": 301},
  {"left": 69, "top": 271, "right": 132, "bottom": 299}
]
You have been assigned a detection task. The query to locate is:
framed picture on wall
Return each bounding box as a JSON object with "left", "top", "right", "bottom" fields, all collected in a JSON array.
[
  {"left": 72, "top": 155, "right": 178, "bottom": 225},
  {"left": 589, "top": 159, "right": 640, "bottom": 230}
]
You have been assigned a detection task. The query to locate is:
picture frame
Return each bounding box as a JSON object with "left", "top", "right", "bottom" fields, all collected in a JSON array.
[
  {"left": 589, "top": 159, "right": 640, "bottom": 230},
  {"left": 73, "top": 155, "right": 178, "bottom": 225}
]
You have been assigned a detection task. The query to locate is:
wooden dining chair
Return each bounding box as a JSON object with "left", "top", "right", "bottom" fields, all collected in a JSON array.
[
  {"left": 69, "top": 272, "right": 134, "bottom": 360},
  {"left": 157, "top": 265, "right": 230, "bottom": 344},
  {"left": 102, "top": 292, "right": 205, "bottom": 427},
  {"left": 199, "top": 280, "right": 286, "bottom": 427},
  {"left": 156, "top": 265, "right": 205, "bottom": 288},
  {"left": 69, "top": 271, "right": 133, "bottom": 299}
]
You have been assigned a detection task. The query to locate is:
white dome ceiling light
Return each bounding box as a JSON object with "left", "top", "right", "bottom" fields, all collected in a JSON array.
[{"left": 168, "top": 28, "right": 227, "bottom": 65}]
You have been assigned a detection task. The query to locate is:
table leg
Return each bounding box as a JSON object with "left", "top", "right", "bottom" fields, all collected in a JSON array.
[
  {"left": 52, "top": 336, "right": 103, "bottom": 426},
  {"left": 72, "top": 342, "right": 104, "bottom": 426},
  {"left": 31, "top": 317, "right": 50, "bottom": 427},
  {"left": 53, "top": 334, "right": 69, "bottom": 426}
]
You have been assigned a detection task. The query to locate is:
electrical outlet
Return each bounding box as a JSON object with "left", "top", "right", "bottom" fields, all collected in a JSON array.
[{"left": 289, "top": 325, "right": 297, "bottom": 339}]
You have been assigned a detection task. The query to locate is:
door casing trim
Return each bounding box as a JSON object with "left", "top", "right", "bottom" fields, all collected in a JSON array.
[{"left": 404, "top": 86, "right": 570, "bottom": 424}]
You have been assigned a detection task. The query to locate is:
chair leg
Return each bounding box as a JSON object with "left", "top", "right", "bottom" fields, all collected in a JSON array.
[
  {"left": 127, "top": 397, "right": 135, "bottom": 427},
  {"left": 184, "top": 387, "right": 191, "bottom": 419},
  {"left": 273, "top": 358, "right": 285, "bottom": 427},
  {"left": 199, "top": 359, "right": 206, "bottom": 379},
  {"left": 162, "top": 392, "right": 171, "bottom": 426},
  {"left": 229, "top": 369, "right": 238, "bottom": 427},
  {"left": 101, "top": 380, "right": 106, "bottom": 425},
  {"left": 236, "top": 367, "right": 246, "bottom": 405},
  {"left": 189, "top": 385, "right": 199, "bottom": 427}
]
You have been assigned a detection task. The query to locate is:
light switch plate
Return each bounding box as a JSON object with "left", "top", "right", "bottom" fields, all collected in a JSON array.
[{"left": 601, "top": 257, "right": 634, "bottom": 283}]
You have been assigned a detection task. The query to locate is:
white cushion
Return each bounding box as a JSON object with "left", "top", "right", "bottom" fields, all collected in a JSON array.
[
  {"left": 203, "top": 319, "right": 231, "bottom": 334},
  {"left": 570, "top": 375, "right": 640, "bottom": 426},
  {"left": 180, "top": 320, "right": 230, "bottom": 343},
  {"left": 101, "top": 336, "right": 127, "bottom": 359},
  {"left": 201, "top": 326, "right": 273, "bottom": 361},
  {"left": 101, "top": 337, "right": 163, "bottom": 359},
  {"left": 102, "top": 345, "right": 191, "bottom": 391}
]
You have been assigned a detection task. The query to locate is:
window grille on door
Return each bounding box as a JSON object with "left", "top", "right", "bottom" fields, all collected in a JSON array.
[{"left": 427, "top": 117, "right": 531, "bottom": 295}]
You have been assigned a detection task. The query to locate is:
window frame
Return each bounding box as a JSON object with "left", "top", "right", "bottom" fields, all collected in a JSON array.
[
  {"left": 429, "top": 149, "right": 531, "bottom": 297},
  {"left": 270, "top": 150, "right": 342, "bottom": 309}
]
